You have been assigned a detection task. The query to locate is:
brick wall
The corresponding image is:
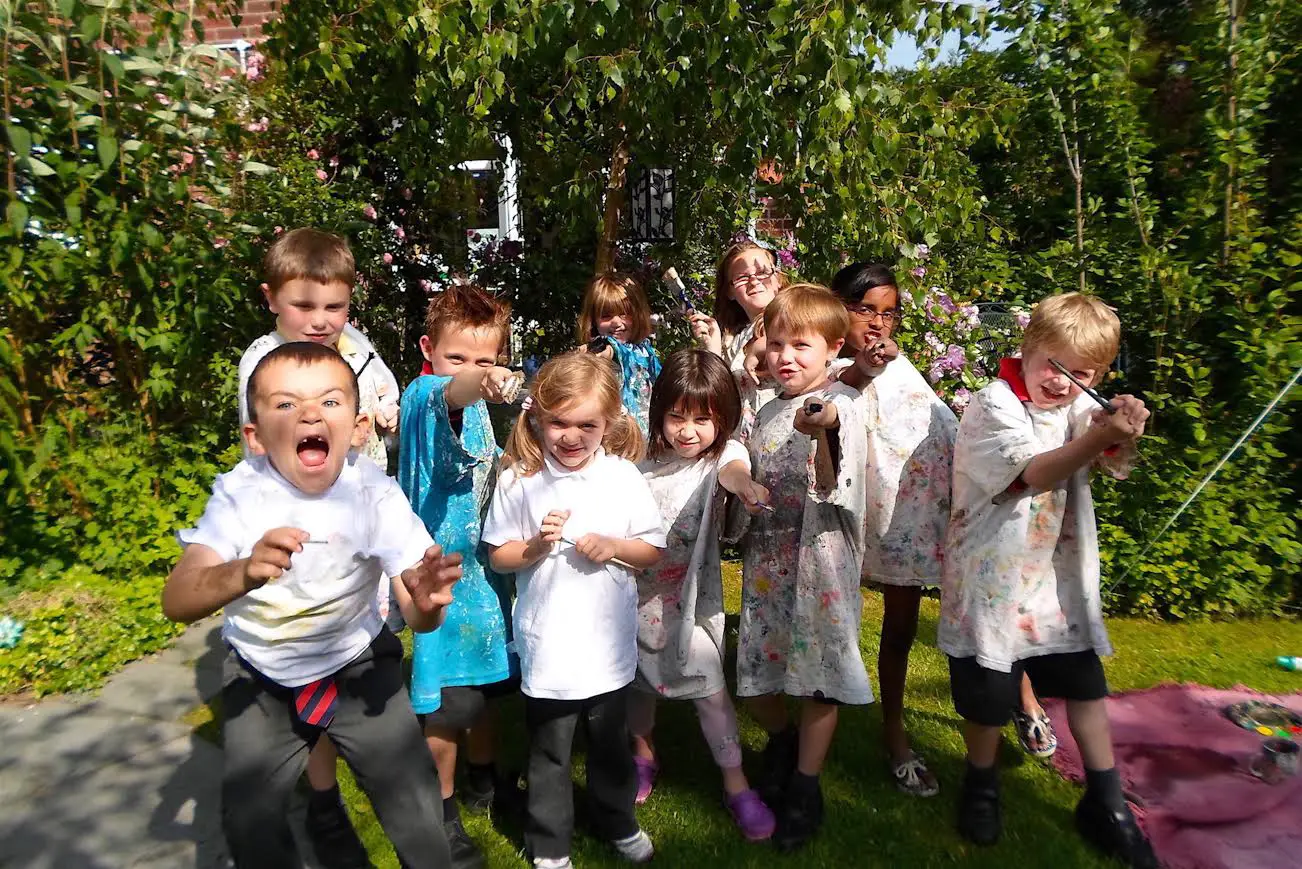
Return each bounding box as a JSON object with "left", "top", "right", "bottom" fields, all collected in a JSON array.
[{"left": 199, "top": 0, "right": 280, "bottom": 44}]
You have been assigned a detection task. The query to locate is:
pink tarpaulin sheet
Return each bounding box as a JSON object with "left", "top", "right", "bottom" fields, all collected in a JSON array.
[{"left": 1044, "top": 684, "right": 1302, "bottom": 869}]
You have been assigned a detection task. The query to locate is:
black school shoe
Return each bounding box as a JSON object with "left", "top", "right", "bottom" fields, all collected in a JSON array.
[
  {"left": 462, "top": 770, "right": 496, "bottom": 814},
  {"left": 757, "top": 727, "right": 799, "bottom": 811},
  {"left": 445, "top": 816, "right": 487, "bottom": 869},
  {"left": 1075, "top": 796, "right": 1159, "bottom": 869},
  {"left": 956, "top": 776, "right": 1002, "bottom": 846},
  {"left": 304, "top": 792, "right": 372, "bottom": 869},
  {"left": 772, "top": 774, "right": 823, "bottom": 852}
]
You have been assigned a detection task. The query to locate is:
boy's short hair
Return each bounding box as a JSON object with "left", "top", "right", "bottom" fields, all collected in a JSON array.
[
  {"left": 762, "top": 283, "right": 849, "bottom": 347},
  {"left": 1021, "top": 293, "right": 1121, "bottom": 371},
  {"left": 263, "top": 228, "right": 356, "bottom": 295},
  {"left": 246, "top": 342, "right": 359, "bottom": 423},
  {"left": 576, "top": 272, "right": 653, "bottom": 344},
  {"left": 423, "top": 283, "right": 513, "bottom": 356},
  {"left": 830, "top": 263, "right": 898, "bottom": 306}
]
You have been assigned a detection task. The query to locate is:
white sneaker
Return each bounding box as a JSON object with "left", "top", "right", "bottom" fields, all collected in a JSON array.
[
  {"left": 533, "top": 857, "right": 573, "bottom": 869},
  {"left": 612, "top": 829, "right": 654, "bottom": 863}
]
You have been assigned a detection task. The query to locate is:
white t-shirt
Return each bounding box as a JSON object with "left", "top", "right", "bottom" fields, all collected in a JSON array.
[
  {"left": 938, "top": 374, "right": 1133, "bottom": 672},
  {"left": 481, "top": 449, "right": 667, "bottom": 701},
  {"left": 178, "top": 454, "right": 434, "bottom": 686},
  {"left": 238, "top": 323, "right": 400, "bottom": 468}
]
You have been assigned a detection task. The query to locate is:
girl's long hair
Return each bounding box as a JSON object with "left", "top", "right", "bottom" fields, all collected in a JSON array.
[
  {"left": 575, "top": 272, "right": 653, "bottom": 345},
  {"left": 504, "top": 351, "right": 645, "bottom": 476},
  {"left": 711, "top": 241, "right": 788, "bottom": 342},
  {"left": 647, "top": 349, "right": 742, "bottom": 461}
]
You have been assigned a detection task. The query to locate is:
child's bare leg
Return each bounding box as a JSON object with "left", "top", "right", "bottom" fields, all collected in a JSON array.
[
  {"left": 879, "top": 585, "right": 922, "bottom": 763},
  {"left": 627, "top": 690, "right": 658, "bottom": 763},
  {"left": 424, "top": 724, "right": 459, "bottom": 801},
  {"left": 747, "top": 693, "right": 789, "bottom": 734},
  {"left": 1066, "top": 698, "right": 1114, "bottom": 770},
  {"left": 306, "top": 738, "right": 339, "bottom": 790},
  {"left": 796, "top": 700, "right": 838, "bottom": 776},
  {"left": 963, "top": 721, "right": 1002, "bottom": 769},
  {"left": 1020, "top": 672, "right": 1044, "bottom": 714},
  {"left": 466, "top": 706, "right": 496, "bottom": 768}
]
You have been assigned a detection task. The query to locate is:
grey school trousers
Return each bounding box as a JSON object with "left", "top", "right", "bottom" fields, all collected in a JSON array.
[
  {"left": 221, "top": 627, "right": 450, "bottom": 868},
  {"left": 525, "top": 686, "right": 639, "bottom": 860}
]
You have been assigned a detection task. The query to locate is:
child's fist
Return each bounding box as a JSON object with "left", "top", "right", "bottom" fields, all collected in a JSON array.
[
  {"left": 574, "top": 533, "right": 619, "bottom": 564},
  {"left": 736, "top": 479, "right": 772, "bottom": 515},
  {"left": 1090, "top": 395, "right": 1149, "bottom": 445},
  {"left": 401, "top": 545, "right": 463, "bottom": 614},
  {"left": 373, "top": 400, "right": 400, "bottom": 433},
  {"left": 795, "top": 396, "right": 839, "bottom": 435},
  {"left": 688, "top": 312, "right": 722, "bottom": 355},
  {"left": 244, "top": 527, "right": 309, "bottom": 587},
  {"left": 482, "top": 367, "right": 521, "bottom": 404},
  {"left": 538, "top": 509, "right": 570, "bottom": 544},
  {"left": 855, "top": 338, "right": 900, "bottom": 377}
]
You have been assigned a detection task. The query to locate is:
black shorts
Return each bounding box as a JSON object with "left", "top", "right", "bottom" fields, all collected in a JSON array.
[
  {"left": 948, "top": 651, "right": 1109, "bottom": 727},
  {"left": 420, "top": 677, "right": 520, "bottom": 730}
]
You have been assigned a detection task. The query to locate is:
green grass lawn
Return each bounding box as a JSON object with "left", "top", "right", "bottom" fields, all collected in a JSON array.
[{"left": 321, "top": 565, "right": 1300, "bottom": 868}]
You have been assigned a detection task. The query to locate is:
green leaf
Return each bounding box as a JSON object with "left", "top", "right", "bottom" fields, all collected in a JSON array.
[
  {"left": 7, "top": 201, "right": 28, "bottom": 235},
  {"left": 23, "top": 158, "right": 56, "bottom": 177},
  {"left": 834, "top": 89, "right": 852, "bottom": 114},
  {"left": 6, "top": 125, "right": 31, "bottom": 156},
  {"left": 98, "top": 136, "right": 119, "bottom": 170},
  {"left": 240, "top": 161, "right": 277, "bottom": 175}
]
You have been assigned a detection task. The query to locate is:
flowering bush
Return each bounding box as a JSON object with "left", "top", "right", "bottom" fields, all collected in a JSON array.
[{"left": 893, "top": 263, "right": 1029, "bottom": 414}]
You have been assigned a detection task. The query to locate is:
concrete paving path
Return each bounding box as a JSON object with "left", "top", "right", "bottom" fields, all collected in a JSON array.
[{"left": 0, "top": 620, "right": 328, "bottom": 869}]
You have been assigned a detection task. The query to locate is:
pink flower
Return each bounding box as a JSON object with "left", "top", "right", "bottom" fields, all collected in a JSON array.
[
  {"left": 915, "top": 243, "right": 930, "bottom": 260},
  {"left": 942, "top": 344, "right": 967, "bottom": 370},
  {"left": 382, "top": 252, "right": 394, "bottom": 264},
  {"left": 777, "top": 248, "right": 800, "bottom": 271},
  {"left": 924, "top": 332, "right": 945, "bottom": 353},
  {"left": 181, "top": 151, "right": 195, "bottom": 166},
  {"left": 245, "top": 51, "right": 266, "bottom": 83},
  {"left": 245, "top": 117, "right": 269, "bottom": 133},
  {"left": 1016, "top": 312, "right": 1031, "bottom": 329},
  {"left": 154, "top": 93, "right": 171, "bottom": 106},
  {"left": 315, "top": 169, "right": 328, "bottom": 181},
  {"left": 395, "top": 226, "right": 406, "bottom": 241},
  {"left": 419, "top": 279, "right": 435, "bottom": 293},
  {"left": 329, "top": 155, "right": 339, "bottom": 167},
  {"left": 363, "top": 205, "right": 378, "bottom": 220},
  {"left": 952, "top": 387, "right": 972, "bottom": 412},
  {"left": 928, "top": 364, "right": 945, "bottom": 384},
  {"left": 307, "top": 149, "right": 319, "bottom": 161},
  {"left": 910, "top": 266, "right": 926, "bottom": 279},
  {"left": 273, "top": 225, "right": 284, "bottom": 234},
  {"left": 213, "top": 237, "right": 229, "bottom": 249}
]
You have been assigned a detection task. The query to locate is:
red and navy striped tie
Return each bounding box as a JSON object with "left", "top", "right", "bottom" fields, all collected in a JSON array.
[{"left": 294, "top": 677, "right": 338, "bottom": 728}]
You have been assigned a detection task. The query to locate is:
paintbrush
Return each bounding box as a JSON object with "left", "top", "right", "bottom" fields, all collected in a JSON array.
[
  {"left": 663, "top": 267, "right": 694, "bottom": 313},
  {"left": 560, "top": 536, "right": 639, "bottom": 572},
  {"left": 1049, "top": 358, "right": 1115, "bottom": 413}
]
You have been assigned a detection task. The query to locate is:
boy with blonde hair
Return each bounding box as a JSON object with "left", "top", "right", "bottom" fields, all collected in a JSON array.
[
  {"left": 738, "top": 283, "right": 872, "bottom": 850},
  {"left": 235, "top": 228, "right": 401, "bottom": 867},
  {"left": 938, "top": 293, "right": 1155, "bottom": 867}
]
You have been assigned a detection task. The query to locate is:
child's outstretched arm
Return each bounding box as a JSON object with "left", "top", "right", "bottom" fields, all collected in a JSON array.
[
  {"left": 162, "top": 527, "right": 308, "bottom": 624},
  {"left": 489, "top": 509, "right": 571, "bottom": 572},
  {"left": 1021, "top": 395, "right": 1149, "bottom": 491},
  {"left": 445, "top": 366, "right": 517, "bottom": 409},
  {"left": 718, "top": 459, "right": 771, "bottom": 514},
  {"left": 391, "top": 544, "right": 463, "bottom": 633}
]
